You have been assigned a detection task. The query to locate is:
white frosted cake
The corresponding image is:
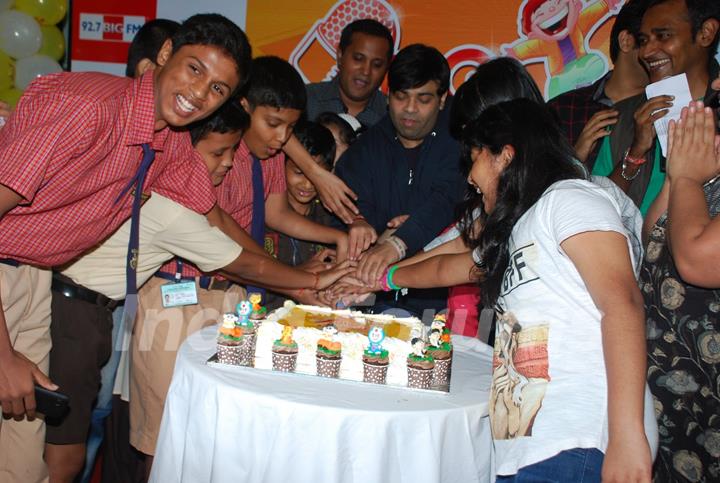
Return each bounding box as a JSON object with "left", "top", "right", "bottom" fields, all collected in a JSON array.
[
  {"left": 252, "top": 302, "right": 424, "bottom": 387},
  {"left": 214, "top": 300, "right": 454, "bottom": 391}
]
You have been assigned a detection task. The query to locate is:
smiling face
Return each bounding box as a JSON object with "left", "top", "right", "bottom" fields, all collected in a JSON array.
[
  {"left": 468, "top": 146, "right": 513, "bottom": 215},
  {"left": 388, "top": 80, "right": 447, "bottom": 149},
  {"left": 637, "top": 0, "right": 706, "bottom": 83},
  {"left": 195, "top": 130, "right": 243, "bottom": 186},
  {"left": 240, "top": 100, "right": 301, "bottom": 160},
  {"left": 153, "top": 42, "right": 240, "bottom": 130},
  {"left": 336, "top": 32, "right": 391, "bottom": 105},
  {"left": 285, "top": 158, "right": 323, "bottom": 210},
  {"left": 528, "top": 0, "right": 580, "bottom": 42}
]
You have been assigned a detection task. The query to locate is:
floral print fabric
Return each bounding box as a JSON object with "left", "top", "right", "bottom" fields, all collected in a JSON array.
[{"left": 641, "top": 179, "right": 720, "bottom": 482}]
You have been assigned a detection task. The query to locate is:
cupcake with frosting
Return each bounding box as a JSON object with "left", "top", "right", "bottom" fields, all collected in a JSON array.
[
  {"left": 407, "top": 338, "right": 435, "bottom": 389},
  {"left": 248, "top": 292, "right": 267, "bottom": 321},
  {"left": 217, "top": 313, "right": 244, "bottom": 365},
  {"left": 272, "top": 325, "right": 298, "bottom": 372},
  {"left": 316, "top": 325, "right": 342, "bottom": 378},
  {"left": 427, "top": 324, "right": 453, "bottom": 386},
  {"left": 362, "top": 326, "right": 389, "bottom": 384},
  {"left": 236, "top": 300, "right": 257, "bottom": 366}
]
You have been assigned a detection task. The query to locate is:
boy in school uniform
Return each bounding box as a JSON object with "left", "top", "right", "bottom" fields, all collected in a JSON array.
[
  {"left": 129, "top": 56, "right": 350, "bottom": 472},
  {"left": 0, "top": 14, "right": 251, "bottom": 482}
]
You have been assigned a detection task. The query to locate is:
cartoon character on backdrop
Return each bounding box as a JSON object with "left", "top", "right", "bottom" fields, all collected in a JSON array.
[
  {"left": 289, "top": 0, "right": 401, "bottom": 83},
  {"left": 489, "top": 312, "right": 550, "bottom": 440},
  {"left": 502, "top": 0, "right": 622, "bottom": 99},
  {"left": 444, "top": 44, "right": 495, "bottom": 95}
]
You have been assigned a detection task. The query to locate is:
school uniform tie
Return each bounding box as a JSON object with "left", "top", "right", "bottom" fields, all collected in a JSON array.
[
  {"left": 118, "top": 143, "right": 155, "bottom": 340},
  {"left": 246, "top": 155, "right": 266, "bottom": 300}
]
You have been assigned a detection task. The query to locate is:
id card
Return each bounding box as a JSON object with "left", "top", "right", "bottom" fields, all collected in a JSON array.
[{"left": 161, "top": 282, "right": 198, "bottom": 307}]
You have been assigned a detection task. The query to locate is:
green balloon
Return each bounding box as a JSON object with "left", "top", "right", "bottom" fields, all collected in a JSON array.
[
  {"left": 15, "top": 0, "right": 66, "bottom": 26},
  {"left": 38, "top": 24, "right": 63, "bottom": 61},
  {"left": 0, "top": 49, "right": 14, "bottom": 91},
  {"left": 0, "top": 87, "right": 22, "bottom": 108}
]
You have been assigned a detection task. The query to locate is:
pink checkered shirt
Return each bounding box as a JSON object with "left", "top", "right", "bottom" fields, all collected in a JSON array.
[
  {"left": 158, "top": 139, "right": 286, "bottom": 279},
  {"left": 0, "top": 71, "right": 216, "bottom": 266}
]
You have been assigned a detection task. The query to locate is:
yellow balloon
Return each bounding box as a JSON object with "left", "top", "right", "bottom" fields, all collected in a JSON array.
[
  {"left": 15, "top": 0, "right": 66, "bottom": 26},
  {"left": 0, "top": 50, "right": 14, "bottom": 91},
  {"left": 38, "top": 25, "right": 63, "bottom": 61},
  {"left": 0, "top": 87, "right": 22, "bottom": 108}
]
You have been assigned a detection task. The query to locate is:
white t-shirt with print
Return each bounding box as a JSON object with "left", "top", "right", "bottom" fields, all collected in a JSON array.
[{"left": 481, "top": 179, "right": 657, "bottom": 476}]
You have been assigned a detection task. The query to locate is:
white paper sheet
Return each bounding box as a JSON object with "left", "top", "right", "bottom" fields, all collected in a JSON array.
[{"left": 645, "top": 73, "right": 693, "bottom": 157}]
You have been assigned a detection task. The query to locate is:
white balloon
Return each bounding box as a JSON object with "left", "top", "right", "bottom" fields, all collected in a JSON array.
[
  {"left": 0, "top": 10, "right": 41, "bottom": 59},
  {"left": 0, "top": 1, "right": 14, "bottom": 11},
  {"left": 15, "top": 54, "right": 61, "bottom": 90}
]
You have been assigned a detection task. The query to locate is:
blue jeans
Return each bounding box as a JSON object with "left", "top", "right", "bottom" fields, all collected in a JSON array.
[
  {"left": 79, "top": 305, "right": 125, "bottom": 483},
  {"left": 497, "top": 448, "right": 604, "bottom": 483}
]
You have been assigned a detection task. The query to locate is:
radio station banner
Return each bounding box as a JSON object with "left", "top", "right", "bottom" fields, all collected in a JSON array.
[{"left": 69, "top": 0, "right": 632, "bottom": 99}]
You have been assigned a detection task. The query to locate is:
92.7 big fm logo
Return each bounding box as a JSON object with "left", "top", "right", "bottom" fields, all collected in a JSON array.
[{"left": 79, "top": 13, "right": 145, "bottom": 42}]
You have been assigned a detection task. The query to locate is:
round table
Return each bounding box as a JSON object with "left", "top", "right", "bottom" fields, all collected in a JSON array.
[{"left": 150, "top": 326, "right": 495, "bottom": 483}]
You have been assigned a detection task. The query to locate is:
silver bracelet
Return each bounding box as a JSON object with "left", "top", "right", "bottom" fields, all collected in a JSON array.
[
  {"left": 620, "top": 158, "right": 641, "bottom": 181},
  {"left": 385, "top": 236, "right": 407, "bottom": 260}
]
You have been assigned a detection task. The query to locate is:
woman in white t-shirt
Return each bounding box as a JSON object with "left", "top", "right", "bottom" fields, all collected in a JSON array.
[{"left": 355, "top": 99, "right": 657, "bottom": 481}]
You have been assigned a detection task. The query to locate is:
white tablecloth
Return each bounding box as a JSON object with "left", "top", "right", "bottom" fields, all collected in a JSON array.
[{"left": 151, "top": 326, "right": 495, "bottom": 483}]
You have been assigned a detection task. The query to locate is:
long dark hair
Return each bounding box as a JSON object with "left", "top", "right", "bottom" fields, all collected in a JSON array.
[
  {"left": 452, "top": 58, "right": 545, "bottom": 247},
  {"left": 466, "top": 99, "right": 585, "bottom": 305}
]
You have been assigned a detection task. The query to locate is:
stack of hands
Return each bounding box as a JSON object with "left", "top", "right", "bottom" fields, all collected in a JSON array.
[{"left": 295, "top": 214, "right": 410, "bottom": 308}]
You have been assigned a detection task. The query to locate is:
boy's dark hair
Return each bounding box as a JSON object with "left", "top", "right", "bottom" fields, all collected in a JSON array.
[
  {"left": 189, "top": 101, "right": 250, "bottom": 146},
  {"left": 388, "top": 44, "right": 450, "bottom": 96},
  {"left": 125, "top": 19, "right": 180, "bottom": 77},
  {"left": 645, "top": 0, "right": 720, "bottom": 55},
  {"left": 609, "top": 0, "right": 649, "bottom": 62},
  {"left": 171, "top": 14, "right": 253, "bottom": 93},
  {"left": 338, "top": 19, "right": 394, "bottom": 61},
  {"left": 244, "top": 56, "right": 307, "bottom": 111},
  {"left": 292, "top": 121, "right": 336, "bottom": 169},
  {"left": 316, "top": 111, "right": 357, "bottom": 148}
]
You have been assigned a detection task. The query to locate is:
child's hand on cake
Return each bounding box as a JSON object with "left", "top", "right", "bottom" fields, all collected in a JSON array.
[
  {"left": 298, "top": 248, "right": 336, "bottom": 273},
  {"left": 347, "top": 217, "right": 377, "bottom": 261},
  {"left": 315, "top": 259, "right": 358, "bottom": 289}
]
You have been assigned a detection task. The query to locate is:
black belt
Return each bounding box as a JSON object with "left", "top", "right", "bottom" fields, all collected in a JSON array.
[
  {"left": 154, "top": 271, "right": 233, "bottom": 291},
  {"left": 0, "top": 258, "right": 20, "bottom": 267},
  {"left": 51, "top": 273, "right": 119, "bottom": 310}
]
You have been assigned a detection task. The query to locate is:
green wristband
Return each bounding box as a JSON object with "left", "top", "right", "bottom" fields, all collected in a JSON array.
[{"left": 387, "top": 265, "right": 401, "bottom": 291}]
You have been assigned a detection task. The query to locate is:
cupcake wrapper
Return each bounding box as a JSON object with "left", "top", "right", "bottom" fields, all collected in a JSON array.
[
  {"left": 362, "top": 362, "right": 388, "bottom": 385},
  {"left": 239, "top": 333, "right": 257, "bottom": 367},
  {"left": 217, "top": 344, "right": 244, "bottom": 366},
  {"left": 272, "top": 351, "right": 297, "bottom": 372},
  {"left": 407, "top": 366, "right": 433, "bottom": 389},
  {"left": 316, "top": 356, "right": 341, "bottom": 378},
  {"left": 431, "top": 356, "right": 452, "bottom": 386}
]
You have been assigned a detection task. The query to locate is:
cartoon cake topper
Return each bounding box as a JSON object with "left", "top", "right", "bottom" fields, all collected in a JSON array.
[
  {"left": 367, "top": 326, "right": 386, "bottom": 355},
  {"left": 248, "top": 292, "right": 267, "bottom": 319},
  {"left": 236, "top": 300, "right": 252, "bottom": 327},
  {"left": 219, "top": 313, "right": 242, "bottom": 339},
  {"left": 322, "top": 324, "right": 338, "bottom": 340},
  {"left": 428, "top": 329, "right": 442, "bottom": 348},
  {"left": 430, "top": 314, "right": 447, "bottom": 333},
  {"left": 411, "top": 337, "right": 426, "bottom": 358},
  {"left": 280, "top": 325, "right": 295, "bottom": 345},
  {"left": 502, "top": 0, "right": 621, "bottom": 98}
]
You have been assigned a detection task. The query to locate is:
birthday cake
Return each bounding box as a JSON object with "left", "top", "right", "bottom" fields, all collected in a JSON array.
[{"left": 214, "top": 299, "right": 453, "bottom": 391}]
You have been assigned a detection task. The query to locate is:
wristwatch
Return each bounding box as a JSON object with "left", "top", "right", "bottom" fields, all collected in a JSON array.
[{"left": 620, "top": 148, "right": 646, "bottom": 181}]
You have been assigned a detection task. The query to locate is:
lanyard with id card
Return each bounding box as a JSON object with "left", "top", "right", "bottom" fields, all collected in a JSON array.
[{"left": 161, "top": 260, "right": 198, "bottom": 307}]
